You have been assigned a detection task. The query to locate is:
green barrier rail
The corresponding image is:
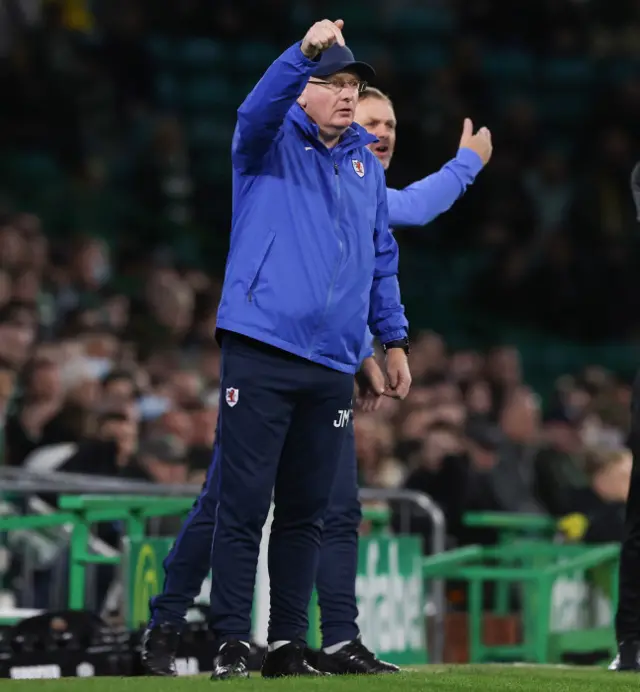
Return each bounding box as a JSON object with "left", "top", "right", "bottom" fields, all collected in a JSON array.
[
  {"left": 464, "top": 512, "right": 557, "bottom": 535},
  {"left": 464, "top": 511, "right": 559, "bottom": 614},
  {"left": 0, "top": 494, "right": 391, "bottom": 612},
  {"left": 425, "top": 512, "right": 620, "bottom": 664}
]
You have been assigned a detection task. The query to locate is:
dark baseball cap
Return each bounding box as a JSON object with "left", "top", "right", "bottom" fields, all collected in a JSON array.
[
  {"left": 311, "top": 44, "right": 376, "bottom": 83},
  {"left": 140, "top": 434, "right": 186, "bottom": 465},
  {"left": 466, "top": 419, "right": 504, "bottom": 451}
]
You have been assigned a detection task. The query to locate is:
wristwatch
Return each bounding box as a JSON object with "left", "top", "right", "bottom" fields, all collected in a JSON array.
[{"left": 382, "top": 337, "right": 410, "bottom": 355}]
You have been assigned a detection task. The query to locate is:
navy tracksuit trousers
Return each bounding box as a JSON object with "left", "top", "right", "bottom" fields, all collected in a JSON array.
[
  {"left": 150, "top": 333, "right": 357, "bottom": 645},
  {"left": 616, "top": 372, "right": 640, "bottom": 642}
]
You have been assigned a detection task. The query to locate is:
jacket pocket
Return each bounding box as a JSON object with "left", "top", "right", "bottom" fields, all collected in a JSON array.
[{"left": 247, "top": 230, "right": 276, "bottom": 301}]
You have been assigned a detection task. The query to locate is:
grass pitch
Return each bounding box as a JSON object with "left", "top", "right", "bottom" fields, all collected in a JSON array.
[{"left": 3, "top": 665, "right": 639, "bottom": 692}]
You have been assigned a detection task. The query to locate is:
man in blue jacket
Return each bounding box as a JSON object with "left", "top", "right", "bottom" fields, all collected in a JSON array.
[
  {"left": 312, "top": 86, "right": 492, "bottom": 674},
  {"left": 141, "top": 70, "right": 491, "bottom": 680},
  {"left": 141, "top": 19, "right": 410, "bottom": 680}
]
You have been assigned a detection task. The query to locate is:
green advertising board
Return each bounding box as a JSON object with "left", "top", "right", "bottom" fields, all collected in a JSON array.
[
  {"left": 125, "top": 534, "right": 426, "bottom": 665},
  {"left": 305, "top": 535, "right": 427, "bottom": 664},
  {"left": 125, "top": 537, "right": 173, "bottom": 629}
]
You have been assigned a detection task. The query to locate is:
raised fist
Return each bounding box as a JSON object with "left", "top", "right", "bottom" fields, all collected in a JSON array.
[{"left": 301, "top": 19, "right": 345, "bottom": 60}]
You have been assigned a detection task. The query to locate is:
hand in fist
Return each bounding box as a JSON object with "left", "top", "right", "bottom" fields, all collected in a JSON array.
[
  {"left": 384, "top": 349, "right": 412, "bottom": 400},
  {"left": 355, "top": 356, "right": 386, "bottom": 412},
  {"left": 459, "top": 118, "right": 493, "bottom": 165},
  {"left": 301, "top": 19, "right": 345, "bottom": 60}
]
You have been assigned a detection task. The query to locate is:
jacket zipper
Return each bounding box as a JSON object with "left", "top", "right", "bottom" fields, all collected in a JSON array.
[
  {"left": 307, "top": 158, "right": 344, "bottom": 357},
  {"left": 248, "top": 233, "right": 276, "bottom": 302}
]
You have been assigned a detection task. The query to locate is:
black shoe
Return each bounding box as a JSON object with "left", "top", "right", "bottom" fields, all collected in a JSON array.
[
  {"left": 211, "top": 641, "right": 250, "bottom": 680},
  {"left": 140, "top": 624, "right": 180, "bottom": 677},
  {"left": 304, "top": 646, "right": 320, "bottom": 670},
  {"left": 262, "top": 643, "right": 325, "bottom": 678},
  {"left": 317, "top": 639, "right": 400, "bottom": 675},
  {"left": 610, "top": 641, "right": 640, "bottom": 671}
]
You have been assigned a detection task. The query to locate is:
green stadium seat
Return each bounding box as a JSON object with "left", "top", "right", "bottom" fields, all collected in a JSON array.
[
  {"left": 227, "top": 79, "right": 261, "bottom": 109},
  {"left": 604, "top": 58, "right": 640, "bottom": 82},
  {"left": 387, "top": 6, "right": 455, "bottom": 36},
  {"left": 541, "top": 57, "right": 593, "bottom": 86},
  {"left": 180, "top": 38, "right": 225, "bottom": 68},
  {"left": 335, "top": 4, "right": 382, "bottom": 31},
  {"left": 193, "top": 155, "right": 231, "bottom": 184},
  {"left": 489, "top": 86, "right": 536, "bottom": 113},
  {"left": 398, "top": 44, "right": 448, "bottom": 73},
  {"left": 0, "top": 153, "right": 61, "bottom": 187},
  {"left": 483, "top": 49, "right": 535, "bottom": 83},
  {"left": 234, "top": 42, "right": 280, "bottom": 72},
  {"left": 147, "top": 36, "right": 177, "bottom": 66},
  {"left": 346, "top": 40, "right": 383, "bottom": 65},
  {"left": 536, "top": 91, "right": 590, "bottom": 123},
  {"left": 187, "top": 117, "right": 235, "bottom": 148},
  {"left": 155, "top": 73, "right": 178, "bottom": 107},
  {"left": 290, "top": 3, "right": 314, "bottom": 32},
  {"left": 182, "top": 77, "right": 233, "bottom": 110},
  {"left": 187, "top": 118, "right": 217, "bottom": 147}
]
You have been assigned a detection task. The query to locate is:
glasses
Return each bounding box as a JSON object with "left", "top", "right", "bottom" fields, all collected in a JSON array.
[{"left": 308, "top": 78, "right": 368, "bottom": 94}]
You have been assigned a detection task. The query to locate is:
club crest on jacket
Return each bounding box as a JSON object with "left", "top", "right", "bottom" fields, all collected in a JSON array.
[{"left": 352, "top": 159, "right": 365, "bottom": 177}]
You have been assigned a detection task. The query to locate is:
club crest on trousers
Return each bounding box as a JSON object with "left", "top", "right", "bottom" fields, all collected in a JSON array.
[{"left": 225, "top": 387, "right": 239, "bottom": 407}]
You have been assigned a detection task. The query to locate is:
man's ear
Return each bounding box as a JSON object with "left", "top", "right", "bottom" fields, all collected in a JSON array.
[{"left": 297, "top": 86, "right": 308, "bottom": 109}]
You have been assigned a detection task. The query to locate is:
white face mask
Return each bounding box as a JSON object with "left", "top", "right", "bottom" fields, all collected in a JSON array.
[
  {"left": 92, "top": 256, "right": 111, "bottom": 286},
  {"left": 85, "top": 357, "right": 113, "bottom": 380},
  {"left": 137, "top": 395, "right": 172, "bottom": 420}
]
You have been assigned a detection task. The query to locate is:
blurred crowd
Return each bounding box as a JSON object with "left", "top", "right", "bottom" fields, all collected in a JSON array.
[
  {"left": 0, "top": 211, "right": 632, "bottom": 564},
  {"left": 0, "top": 0, "right": 640, "bottom": 340},
  {"left": 0, "top": 1, "right": 638, "bottom": 614},
  {"left": 0, "top": 0, "right": 640, "bottom": 620},
  {"left": 0, "top": 216, "right": 221, "bottom": 492},
  {"left": 0, "top": 0, "right": 638, "bottom": 514},
  {"left": 361, "top": 333, "right": 632, "bottom": 549}
]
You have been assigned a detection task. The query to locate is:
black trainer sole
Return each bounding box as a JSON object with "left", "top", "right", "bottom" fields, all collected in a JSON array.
[{"left": 211, "top": 670, "right": 250, "bottom": 680}]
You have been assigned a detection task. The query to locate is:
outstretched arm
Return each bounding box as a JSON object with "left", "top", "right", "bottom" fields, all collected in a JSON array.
[
  {"left": 387, "top": 148, "right": 483, "bottom": 226},
  {"left": 387, "top": 118, "right": 492, "bottom": 227}
]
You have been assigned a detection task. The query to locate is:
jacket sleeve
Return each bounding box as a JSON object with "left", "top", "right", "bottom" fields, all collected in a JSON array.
[
  {"left": 368, "top": 163, "right": 409, "bottom": 344},
  {"left": 386, "top": 148, "right": 484, "bottom": 227},
  {"left": 232, "top": 42, "right": 317, "bottom": 172},
  {"left": 359, "top": 326, "right": 375, "bottom": 362}
]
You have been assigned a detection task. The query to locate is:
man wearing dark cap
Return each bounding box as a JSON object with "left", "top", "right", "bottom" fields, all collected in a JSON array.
[
  {"left": 135, "top": 435, "right": 188, "bottom": 484},
  {"left": 141, "top": 19, "right": 410, "bottom": 680}
]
